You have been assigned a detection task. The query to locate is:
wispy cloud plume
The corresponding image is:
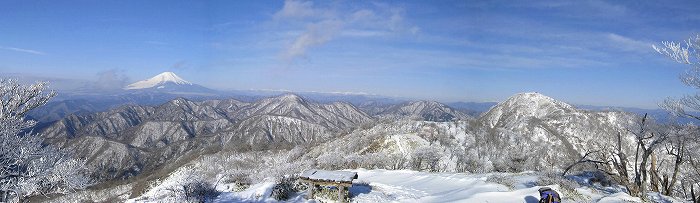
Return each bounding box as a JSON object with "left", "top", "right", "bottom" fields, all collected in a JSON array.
[
  {"left": 0, "top": 46, "right": 46, "bottom": 55},
  {"left": 94, "top": 69, "right": 130, "bottom": 90},
  {"left": 172, "top": 60, "right": 189, "bottom": 70},
  {"left": 607, "top": 33, "right": 652, "bottom": 53},
  {"left": 286, "top": 20, "right": 343, "bottom": 59},
  {"left": 273, "top": 0, "right": 319, "bottom": 20},
  {"left": 273, "top": 0, "right": 416, "bottom": 62}
]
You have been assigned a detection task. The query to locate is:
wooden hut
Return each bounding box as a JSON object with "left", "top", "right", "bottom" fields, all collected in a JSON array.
[{"left": 299, "top": 169, "right": 358, "bottom": 202}]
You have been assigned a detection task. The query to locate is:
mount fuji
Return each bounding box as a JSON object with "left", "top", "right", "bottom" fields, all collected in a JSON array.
[{"left": 124, "top": 72, "right": 215, "bottom": 94}]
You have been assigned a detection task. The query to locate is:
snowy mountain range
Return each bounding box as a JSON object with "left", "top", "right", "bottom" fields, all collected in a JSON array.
[
  {"left": 35, "top": 91, "right": 691, "bottom": 202},
  {"left": 38, "top": 93, "right": 377, "bottom": 180},
  {"left": 36, "top": 92, "right": 619, "bottom": 181},
  {"left": 22, "top": 73, "right": 695, "bottom": 203},
  {"left": 29, "top": 72, "right": 684, "bottom": 127}
]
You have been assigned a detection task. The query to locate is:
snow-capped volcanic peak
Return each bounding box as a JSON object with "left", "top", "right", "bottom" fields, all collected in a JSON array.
[{"left": 125, "top": 72, "right": 192, "bottom": 90}]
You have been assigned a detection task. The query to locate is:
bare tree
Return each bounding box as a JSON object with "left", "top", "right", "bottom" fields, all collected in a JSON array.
[
  {"left": 0, "top": 79, "right": 90, "bottom": 202},
  {"left": 683, "top": 132, "right": 700, "bottom": 203},
  {"left": 648, "top": 123, "right": 693, "bottom": 196},
  {"left": 567, "top": 132, "right": 631, "bottom": 190},
  {"left": 627, "top": 114, "right": 668, "bottom": 198},
  {"left": 562, "top": 150, "right": 607, "bottom": 177},
  {"left": 567, "top": 115, "right": 667, "bottom": 199}
]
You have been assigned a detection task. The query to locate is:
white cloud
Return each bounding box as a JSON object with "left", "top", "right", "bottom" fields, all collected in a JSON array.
[
  {"left": 273, "top": 0, "right": 317, "bottom": 20},
  {"left": 0, "top": 46, "right": 45, "bottom": 55},
  {"left": 285, "top": 20, "right": 343, "bottom": 59},
  {"left": 607, "top": 33, "right": 652, "bottom": 53},
  {"left": 349, "top": 9, "right": 376, "bottom": 22},
  {"left": 94, "top": 69, "right": 130, "bottom": 90}
]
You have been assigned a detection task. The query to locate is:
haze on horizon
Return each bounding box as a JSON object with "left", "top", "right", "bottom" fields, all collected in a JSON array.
[{"left": 1, "top": 0, "right": 699, "bottom": 109}]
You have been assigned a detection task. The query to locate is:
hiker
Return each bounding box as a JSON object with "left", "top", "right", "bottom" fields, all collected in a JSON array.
[{"left": 538, "top": 187, "right": 561, "bottom": 203}]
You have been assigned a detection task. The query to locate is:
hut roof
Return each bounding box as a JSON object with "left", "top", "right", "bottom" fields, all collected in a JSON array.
[{"left": 300, "top": 169, "right": 358, "bottom": 183}]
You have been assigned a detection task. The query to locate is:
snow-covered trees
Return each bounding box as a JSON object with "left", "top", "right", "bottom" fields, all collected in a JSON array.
[
  {"left": 654, "top": 34, "right": 700, "bottom": 202},
  {"left": 0, "top": 79, "right": 90, "bottom": 202},
  {"left": 410, "top": 145, "right": 443, "bottom": 172},
  {"left": 655, "top": 35, "right": 700, "bottom": 119}
]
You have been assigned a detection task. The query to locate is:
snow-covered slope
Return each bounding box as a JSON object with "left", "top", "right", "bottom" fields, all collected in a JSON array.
[
  {"left": 351, "top": 169, "right": 557, "bottom": 202},
  {"left": 127, "top": 168, "right": 685, "bottom": 203},
  {"left": 125, "top": 72, "right": 192, "bottom": 89},
  {"left": 478, "top": 92, "right": 636, "bottom": 170},
  {"left": 349, "top": 169, "right": 685, "bottom": 203}
]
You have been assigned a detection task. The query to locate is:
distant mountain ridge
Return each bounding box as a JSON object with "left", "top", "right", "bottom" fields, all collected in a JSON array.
[
  {"left": 576, "top": 104, "right": 699, "bottom": 125},
  {"left": 38, "top": 93, "right": 377, "bottom": 181},
  {"left": 12, "top": 72, "right": 683, "bottom": 124},
  {"left": 446, "top": 101, "right": 498, "bottom": 116},
  {"left": 28, "top": 72, "right": 220, "bottom": 123},
  {"left": 380, "top": 100, "right": 470, "bottom": 122}
]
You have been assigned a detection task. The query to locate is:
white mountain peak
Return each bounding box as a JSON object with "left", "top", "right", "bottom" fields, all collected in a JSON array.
[
  {"left": 506, "top": 92, "right": 571, "bottom": 108},
  {"left": 279, "top": 93, "right": 302, "bottom": 100},
  {"left": 125, "top": 72, "right": 192, "bottom": 90}
]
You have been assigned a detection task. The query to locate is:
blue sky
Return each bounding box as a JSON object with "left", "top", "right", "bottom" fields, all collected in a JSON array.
[{"left": 1, "top": 0, "right": 699, "bottom": 108}]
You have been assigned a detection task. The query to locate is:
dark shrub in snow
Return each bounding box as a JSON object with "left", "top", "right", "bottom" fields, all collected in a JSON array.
[
  {"left": 271, "top": 177, "right": 297, "bottom": 200},
  {"left": 174, "top": 180, "right": 220, "bottom": 203}
]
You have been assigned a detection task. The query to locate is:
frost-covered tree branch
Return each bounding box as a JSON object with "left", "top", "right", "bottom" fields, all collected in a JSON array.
[
  {"left": 655, "top": 35, "right": 700, "bottom": 118},
  {"left": 653, "top": 35, "right": 700, "bottom": 65},
  {"left": 0, "top": 79, "right": 90, "bottom": 202}
]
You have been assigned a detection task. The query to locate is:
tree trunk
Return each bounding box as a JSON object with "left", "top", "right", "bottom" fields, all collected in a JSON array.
[
  {"left": 692, "top": 184, "right": 697, "bottom": 203},
  {"left": 665, "top": 146, "right": 683, "bottom": 196},
  {"left": 650, "top": 152, "right": 659, "bottom": 192},
  {"left": 637, "top": 150, "right": 652, "bottom": 199},
  {"left": 696, "top": 183, "right": 700, "bottom": 203},
  {"left": 615, "top": 132, "right": 629, "bottom": 178},
  {"left": 661, "top": 174, "right": 669, "bottom": 196},
  {"left": 338, "top": 186, "right": 345, "bottom": 203},
  {"left": 306, "top": 183, "right": 315, "bottom": 199}
]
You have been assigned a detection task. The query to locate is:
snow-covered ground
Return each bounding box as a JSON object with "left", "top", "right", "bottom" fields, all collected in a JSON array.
[
  {"left": 351, "top": 169, "right": 542, "bottom": 202},
  {"left": 349, "top": 169, "right": 656, "bottom": 203},
  {"left": 130, "top": 169, "right": 686, "bottom": 203}
]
